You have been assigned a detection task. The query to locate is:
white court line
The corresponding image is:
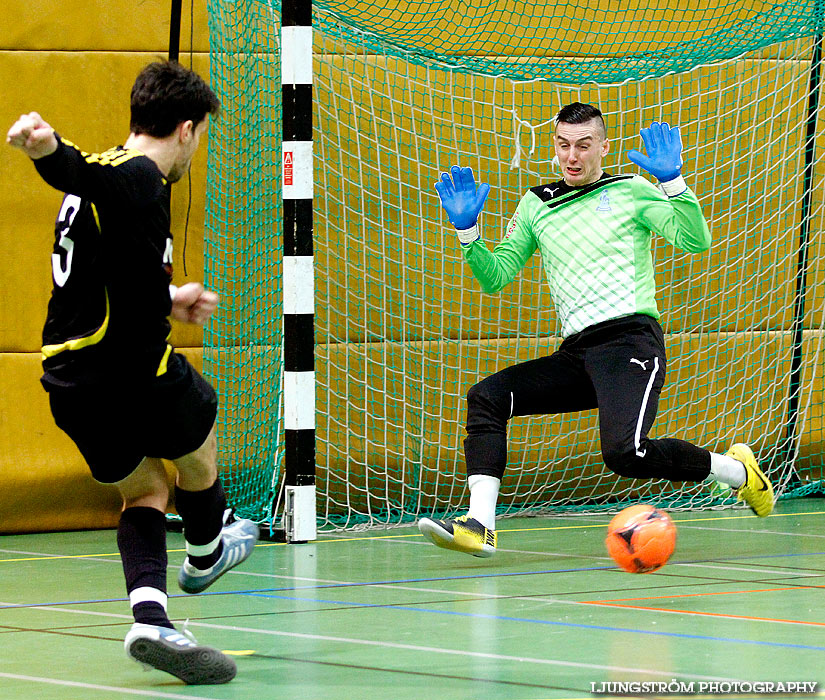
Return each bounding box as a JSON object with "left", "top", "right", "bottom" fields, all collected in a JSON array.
[
  {"left": 9, "top": 545, "right": 821, "bottom": 583},
  {"left": 673, "top": 562, "right": 823, "bottom": 576},
  {"left": 3, "top": 537, "right": 822, "bottom": 610},
  {"left": 0, "top": 602, "right": 132, "bottom": 620},
  {"left": 396, "top": 539, "right": 825, "bottom": 578},
  {"left": 5, "top": 537, "right": 823, "bottom": 588},
  {"left": 2, "top": 543, "right": 821, "bottom": 603},
  {"left": 0, "top": 672, "right": 217, "bottom": 699},
  {"left": 387, "top": 531, "right": 825, "bottom": 567},
  {"left": 0, "top": 600, "right": 736, "bottom": 682},
  {"left": 678, "top": 524, "right": 825, "bottom": 538},
  {"left": 187, "top": 619, "right": 739, "bottom": 683},
  {"left": 0, "top": 548, "right": 77, "bottom": 556},
  {"left": 0, "top": 545, "right": 350, "bottom": 586},
  {"left": 0, "top": 548, "right": 122, "bottom": 562},
  {"left": 584, "top": 602, "right": 825, "bottom": 627},
  {"left": 239, "top": 581, "right": 825, "bottom": 628},
  {"left": 4, "top": 562, "right": 819, "bottom": 636}
]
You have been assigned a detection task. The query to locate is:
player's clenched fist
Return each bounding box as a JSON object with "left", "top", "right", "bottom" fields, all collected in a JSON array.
[
  {"left": 171, "top": 282, "right": 220, "bottom": 325},
  {"left": 6, "top": 112, "right": 58, "bottom": 159}
]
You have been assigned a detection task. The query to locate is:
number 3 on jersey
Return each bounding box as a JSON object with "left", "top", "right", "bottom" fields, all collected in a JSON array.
[{"left": 52, "top": 194, "right": 81, "bottom": 287}]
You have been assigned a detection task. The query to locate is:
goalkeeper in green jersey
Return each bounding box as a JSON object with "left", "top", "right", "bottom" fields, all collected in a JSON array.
[{"left": 418, "top": 102, "right": 775, "bottom": 558}]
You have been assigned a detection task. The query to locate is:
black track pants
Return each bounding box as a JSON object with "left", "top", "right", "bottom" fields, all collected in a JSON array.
[{"left": 464, "top": 315, "right": 712, "bottom": 482}]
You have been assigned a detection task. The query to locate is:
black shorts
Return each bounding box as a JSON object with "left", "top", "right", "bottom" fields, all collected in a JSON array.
[
  {"left": 465, "top": 314, "right": 710, "bottom": 482},
  {"left": 47, "top": 352, "right": 218, "bottom": 483}
]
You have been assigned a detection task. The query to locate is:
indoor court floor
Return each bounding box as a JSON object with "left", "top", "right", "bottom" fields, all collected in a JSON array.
[{"left": 2, "top": 498, "right": 825, "bottom": 700}]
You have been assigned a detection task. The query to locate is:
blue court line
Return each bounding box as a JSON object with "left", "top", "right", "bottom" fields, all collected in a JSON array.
[
  {"left": 1, "top": 549, "right": 824, "bottom": 611},
  {"left": 242, "top": 589, "right": 825, "bottom": 652},
  {"left": 0, "top": 566, "right": 611, "bottom": 609},
  {"left": 5, "top": 586, "right": 823, "bottom": 653}
]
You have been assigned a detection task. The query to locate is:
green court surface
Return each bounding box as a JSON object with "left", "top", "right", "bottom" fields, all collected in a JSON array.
[{"left": 2, "top": 499, "right": 825, "bottom": 700}]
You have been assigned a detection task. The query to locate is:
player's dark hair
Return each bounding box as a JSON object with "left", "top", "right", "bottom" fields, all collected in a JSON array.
[
  {"left": 555, "top": 102, "right": 606, "bottom": 137},
  {"left": 130, "top": 61, "right": 221, "bottom": 138}
]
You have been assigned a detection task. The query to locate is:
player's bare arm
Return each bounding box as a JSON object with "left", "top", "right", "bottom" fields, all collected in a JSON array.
[
  {"left": 6, "top": 112, "right": 58, "bottom": 159},
  {"left": 170, "top": 282, "right": 219, "bottom": 325}
]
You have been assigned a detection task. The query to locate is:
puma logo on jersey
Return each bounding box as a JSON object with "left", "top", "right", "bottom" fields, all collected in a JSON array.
[{"left": 630, "top": 358, "right": 649, "bottom": 370}]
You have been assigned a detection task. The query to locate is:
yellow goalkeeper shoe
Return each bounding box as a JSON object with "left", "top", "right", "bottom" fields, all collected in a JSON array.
[
  {"left": 727, "top": 443, "right": 774, "bottom": 517},
  {"left": 418, "top": 515, "right": 497, "bottom": 558}
]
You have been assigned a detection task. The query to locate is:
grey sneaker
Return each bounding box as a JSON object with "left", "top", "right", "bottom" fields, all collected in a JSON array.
[
  {"left": 178, "top": 518, "right": 260, "bottom": 594},
  {"left": 124, "top": 622, "right": 236, "bottom": 684}
]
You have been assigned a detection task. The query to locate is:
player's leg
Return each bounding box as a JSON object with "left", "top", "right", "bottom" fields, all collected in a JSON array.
[
  {"left": 47, "top": 380, "right": 240, "bottom": 684},
  {"left": 173, "top": 422, "right": 227, "bottom": 580},
  {"left": 148, "top": 354, "right": 259, "bottom": 594},
  {"left": 172, "top": 421, "right": 259, "bottom": 594},
  {"left": 418, "top": 348, "right": 597, "bottom": 556},
  {"left": 115, "top": 457, "right": 237, "bottom": 684},
  {"left": 589, "top": 318, "right": 774, "bottom": 516},
  {"left": 115, "top": 458, "right": 173, "bottom": 630}
]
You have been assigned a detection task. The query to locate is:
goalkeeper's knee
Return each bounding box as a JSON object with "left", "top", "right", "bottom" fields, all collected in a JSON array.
[
  {"left": 602, "top": 445, "right": 653, "bottom": 479},
  {"left": 466, "top": 377, "right": 512, "bottom": 428}
]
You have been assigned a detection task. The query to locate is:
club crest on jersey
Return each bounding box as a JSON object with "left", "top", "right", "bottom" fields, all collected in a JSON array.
[{"left": 595, "top": 191, "right": 612, "bottom": 212}]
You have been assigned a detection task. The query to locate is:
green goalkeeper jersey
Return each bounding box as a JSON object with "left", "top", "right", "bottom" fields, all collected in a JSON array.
[{"left": 462, "top": 172, "right": 711, "bottom": 338}]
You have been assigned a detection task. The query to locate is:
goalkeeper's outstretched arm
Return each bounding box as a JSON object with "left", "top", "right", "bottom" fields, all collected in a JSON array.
[
  {"left": 627, "top": 121, "right": 685, "bottom": 192},
  {"left": 627, "top": 121, "right": 711, "bottom": 253},
  {"left": 435, "top": 165, "right": 490, "bottom": 244},
  {"left": 435, "top": 165, "right": 536, "bottom": 293}
]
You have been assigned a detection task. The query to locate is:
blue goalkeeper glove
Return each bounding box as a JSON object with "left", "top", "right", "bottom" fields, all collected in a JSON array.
[
  {"left": 435, "top": 165, "right": 490, "bottom": 244},
  {"left": 627, "top": 122, "right": 683, "bottom": 183}
]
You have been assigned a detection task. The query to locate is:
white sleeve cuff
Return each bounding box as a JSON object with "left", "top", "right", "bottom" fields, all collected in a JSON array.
[
  {"left": 659, "top": 175, "right": 687, "bottom": 198},
  {"left": 169, "top": 284, "right": 178, "bottom": 301},
  {"left": 457, "top": 225, "right": 480, "bottom": 245}
]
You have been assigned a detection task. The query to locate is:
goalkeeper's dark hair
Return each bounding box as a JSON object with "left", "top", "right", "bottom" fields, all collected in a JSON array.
[
  {"left": 555, "top": 102, "right": 606, "bottom": 137},
  {"left": 130, "top": 60, "right": 221, "bottom": 138}
]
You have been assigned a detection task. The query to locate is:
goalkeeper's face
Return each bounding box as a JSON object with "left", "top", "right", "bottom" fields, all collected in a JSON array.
[{"left": 553, "top": 119, "right": 609, "bottom": 186}]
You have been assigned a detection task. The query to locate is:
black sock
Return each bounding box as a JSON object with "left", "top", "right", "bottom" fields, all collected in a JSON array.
[
  {"left": 175, "top": 479, "right": 227, "bottom": 570},
  {"left": 117, "top": 506, "right": 173, "bottom": 629},
  {"left": 132, "top": 601, "right": 173, "bottom": 628}
]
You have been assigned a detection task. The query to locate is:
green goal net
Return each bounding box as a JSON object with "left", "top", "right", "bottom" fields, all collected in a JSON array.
[{"left": 205, "top": 0, "right": 825, "bottom": 529}]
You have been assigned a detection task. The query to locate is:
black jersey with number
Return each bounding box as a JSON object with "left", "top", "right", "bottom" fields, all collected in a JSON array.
[{"left": 34, "top": 135, "right": 175, "bottom": 388}]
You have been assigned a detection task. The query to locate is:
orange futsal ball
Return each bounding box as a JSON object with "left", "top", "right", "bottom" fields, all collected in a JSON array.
[{"left": 605, "top": 505, "right": 676, "bottom": 573}]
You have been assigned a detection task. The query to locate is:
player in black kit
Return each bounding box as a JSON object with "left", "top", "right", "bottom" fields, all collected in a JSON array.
[{"left": 7, "top": 61, "right": 258, "bottom": 685}]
